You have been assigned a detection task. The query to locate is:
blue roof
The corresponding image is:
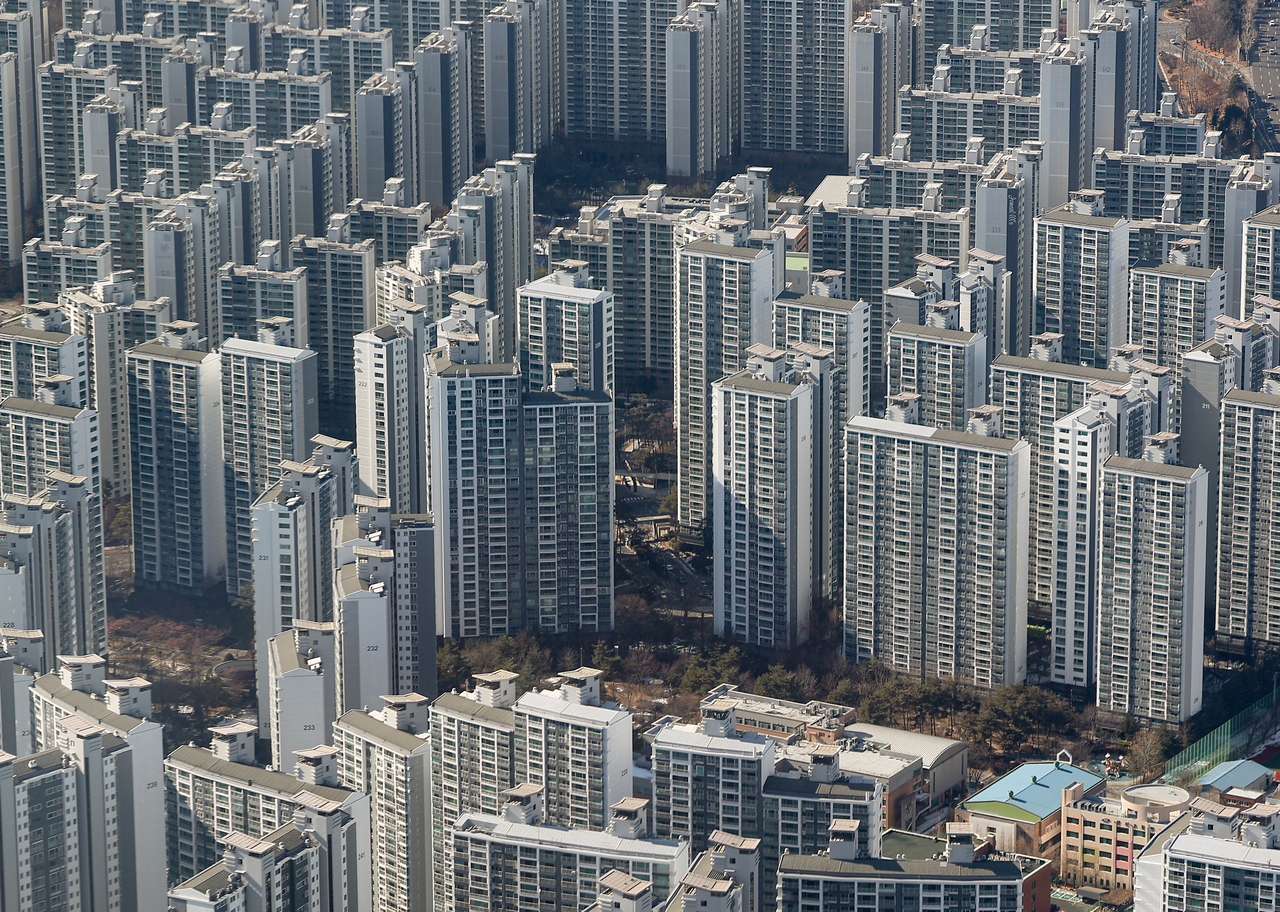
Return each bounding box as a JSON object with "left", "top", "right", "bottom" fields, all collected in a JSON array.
[
  {"left": 1197, "top": 759, "right": 1271, "bottom": 792},
  {"left": 966, "top": 761, "right": 1105, "bottom": 822}
]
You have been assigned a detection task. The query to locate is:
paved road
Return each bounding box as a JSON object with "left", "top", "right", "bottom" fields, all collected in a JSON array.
[{"left": 1249, "top": 3, "right": 1280, "bottom": 149}]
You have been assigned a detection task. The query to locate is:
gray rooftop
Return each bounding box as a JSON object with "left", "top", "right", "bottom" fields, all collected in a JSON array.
[
  {"left": 431, "top": 692, "right": 515, "bottom": 727},
  {"left": 164, "top": 745, "right": 356, "bottom": 804},
  {"left": 335, "top": 709, "right": 430, "bottom": 754}
]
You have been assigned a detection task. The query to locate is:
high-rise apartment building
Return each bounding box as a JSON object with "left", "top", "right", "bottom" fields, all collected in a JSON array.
[
  {"left": 648, "top": 703, "right": 775, "bottom": 853},
  {"left": 38, "top": 61, "right": 118, "bottom": 200},
  {"left": 354, "top": 62, "right": 420, "bottom": 204},
  {"left": 517, "top": 262, "right": 615, "bottom": 394},
  {"left": 0, "top": 306, "right": 87, "bottom": 403},
  {"left": 21, "top": 227, "right": 113, "bottom": 305},
  {"left": 334, "top": 696, "right": 433, "bottom": 912},
  {"left": 417, "top": 27, "right": 473, "bottom": 208},
  {"left": 429, "top": 671, "right": 518, "bottom": 912},
  {"left": 989, "top": 341, "right": 1134, "bottom": 608},
  {"left": 332, "top": 498, "right": 436, "bottom": 709},
  {"left": 919, "top": 0, "right": 1058, "bottom": 75},
  {"left": 0, "top": 719, "right": 156, "bottom": 912},
  {"left": 886, "top": 317, "right": 987, "bottom": 431},
  {"left": 666, "top": 0, "right": 733, "bottom": 179},
  {"left": 29, "top": 654, "right": 165, "bottom": 906},
  {"left": 514, "top": 669, "right": 633, "bottom": 830},
  {"left": 195, "top": 62, "right": 333, "bottom": 144},
  {"left": 288, "top": 217, "right": 376, "bottom": 428},
  {"left": 165, "top": 724, "right": 370, "bottom": 887},
  {"left": 447, "top": 156, "right": 536, "bottom": 362},
  {"left": 485, "top": 0, "right": 551, "bottom": 161},
  {"left": 251, "top": 438, "right": 355, "bottom": 720},
  {"left": 260, "top": 13, "right": 394, "bottom": 114},
  {"left": 844, "top": 401, "right": 1031, "bottom": 686},
  {"left": 451, "top": 793, "right": 691, "bottom": 912},
  {"left": 1216, "top": 385, "right": 1280, "bottom": 657},
  {"left": 219, "top": 241, "right": 309, "bottom": 344},
  {"left": 1096, "top": 435, "right": 1207, "bottom": 723},
  {"left": 127, "top": 324, "right": 225, "bottom": 596},
  {"left": 847, "top": 3, "right": 911, "bottom": 166},
  {"left": 1049, "top": 379, "right": 1155, "bottom": 688},
  {"left": 354, "top": 322, "right": 421, "bottom": 512},
  {"left": 265, "top": 623, "right": 338, "bottom": 770},
  {"left": 0, "top": 474, "right": 106, "bottom": 657},
  {"left": 806, "top": 178, "right": 970, "bottom": 387},
  {"left": 675, "top": 240, "right": 775, "bottom": 538},
  {"left": 712, "top": 345, "right": 835, "bottom": 648},
  {"left": 772, "top": 290, "right": 872, "bottom": 426},
  {"left": 426, "top": 351, "right": 614, "bottom": 638},
  {"left": 740, "top": 0, "right": 846, "bottom": 154},
  {"left": 1128, "top": 244, "right": 1227, "bottom": 389},
  {"left": 221, "top": 334, "right": 320, "bottom": 596},
  {"left": 0, "top": 384, "right": 100, "bottom": 498},
  {"left": 62, "top": 273, "right": 174, "bottom": 491},
  {"left": 1035, "top": 191, "right": 1130, "bottom": 370}
]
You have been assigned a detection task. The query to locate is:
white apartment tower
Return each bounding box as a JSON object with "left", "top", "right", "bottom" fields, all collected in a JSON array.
[
  {"left": 740, "top": 0, "right": 847, "bottom": 154},
  {"left": 0, "top": 722, "right": 153, "bottom": 912},
  {"left": 354, "top": 322, "right": 421, "bottom": 512},
  {"left": 252, "top": 445, "right": 355, "bottom": 727},
  {"left": 1036, "top": 191, "right": 1130, "bottom": 369},
  {"left": 772, "top": 290, "right": 872, "bottom": 426},
  {"left": 1240, "top": 204, "right": 1280, "bottom": 314},
  {"left": 886, "top": 316, "right": 988, "bottom": 431},
  {"left": 221, "top": 334, "right": 320, "bottom": 596},
  {"left": 287, "top": 218, "right": 377, "bottom": 425},
  {"left": 61, "top": 273, "right": 174, "bottom": 492},
  {"left": 334, "top": 696, "right": 432, "bottom": 912},
  {"left": 712, "top": 345, "right": 827, "bottom": 649},
  {"left": 29, "top": 655, "right": 166, "bottom": 907},
  {"left": 675, "top": 240, "right": 775, "bottom": 538},
  {"left": 0, "top": 474, "right": 106, "bottom": 657},
  {"left": 218, "top": 241, "right": 309, "bottom": 343},
  {"left": 484, "top": 0, "right": 550, "bottom": 161},
  {"left": 1049, "top": 380, "right": 1155, "bottom": 687},
  {"left": 989, "top": 345, "right": 1134, "bottom": 608},
  {"left": 844, "top": 402, "right": 1031, "bottom": 686},
  {"left": 517, "top": 261, "right": 615, "bottom": 394},
  {"left": 428, "top": 671, "right": 518, "bottom": 910},
  {"left": 0, "top": 380, "right": 100, "bottom": 499},
  {"left": 266, "top": 623, "right": 338, "bottom": 770},
  {"left": 1096, "top": 435, "right": 1207, "bottom": 723},
  {"left": 127, "top": 325, "right": 225, "bottom": 596},
  {"left": 649, "top": 704, "right": 776, "bottom": 852},
  {"left": 416, "top": 27, "right": 473, "bottom": 208},
  {"left": 1128, "top": 245, "right": 1227, "bottom": 385},
  {"left": 666, "top": 0, "right": 733, "bottom": 179},
  {"left": 1215, "top": 384, "right": 1280, "bottom": 657},
  {"left": 514, "top": 668, "right": 634, "bottom": 830},
  {"left": 847, "top": 3, "right": 911, "bottom": 167}
]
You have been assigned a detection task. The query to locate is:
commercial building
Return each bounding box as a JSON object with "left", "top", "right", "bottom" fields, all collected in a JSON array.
[
  {"left": 1059, "top": 782, "right": 1190, "bottom": 893},
  {"left": 959, "top": 754, "right": 1104, "bottom": 858}
]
